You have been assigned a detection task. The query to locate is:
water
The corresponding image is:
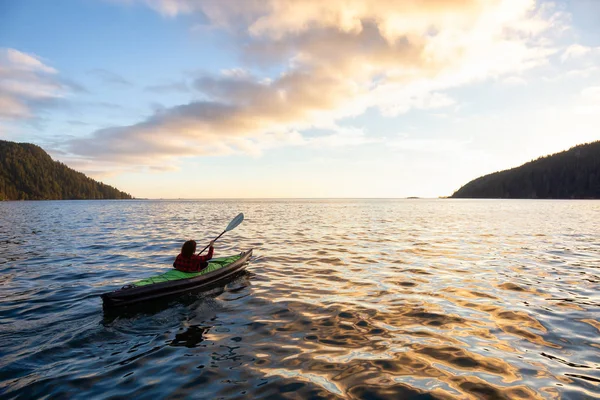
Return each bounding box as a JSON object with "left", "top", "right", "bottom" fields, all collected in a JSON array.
[{"left": 0, "top": 199, "right": 599, "bottom": 399}]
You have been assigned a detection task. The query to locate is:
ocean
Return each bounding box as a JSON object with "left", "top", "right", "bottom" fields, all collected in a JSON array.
[{"left": 1, "top": 199, "right": 598, "bottom": 399}]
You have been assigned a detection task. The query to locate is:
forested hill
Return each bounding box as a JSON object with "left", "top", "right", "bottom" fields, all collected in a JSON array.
[
  {"left": 0, "top": 140, "right": 132, "bottom": 200},
  {"left": 451, "top": 141, "right": 600, "bottom": 199}
]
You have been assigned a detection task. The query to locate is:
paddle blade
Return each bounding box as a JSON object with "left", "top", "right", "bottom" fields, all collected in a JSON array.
[{"left": 225, "top": 213, "right": 244, "bottom": 232}]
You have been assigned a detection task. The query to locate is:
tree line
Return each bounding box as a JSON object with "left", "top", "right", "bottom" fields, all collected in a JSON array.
[
  {"left": 452, "top": 141, "right": 600, "bottom": 199},
  {"left": 0, "top": 140, "right": 133, "bottom": 200}
]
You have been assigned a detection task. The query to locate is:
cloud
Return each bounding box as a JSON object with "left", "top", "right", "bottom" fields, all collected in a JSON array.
[
  {"left": 0, "top": 93, "right": 30, "bottom": 118},
  {"left": 80, "top": 0, "right": 564, "bottom": 166},
  {"left": 565, "top": 66, "right": 599, "bottom": 79},
  {"left": 561, "top": 44, "right": 592, "bottom": 62},
  {"left": 3, "top": 48, "right": 56, "bottom": 73},
  {"left": 113, "top": 0, "right": 197, "bottom": 17},
  {"left": 303, "top": 127, "right": 379, "bottom": 148},
  {"left": 89, "top": 68, "right": 133, "bottom": 87},
  {"left": 69, "top": 68, "right": 370, "bottom": 163},
  {"left": 0, "top": 48, "right": 75, "bottom": 120},
  {"left": 149, "top": 164, "right": 179, "bottom": 172},
  {"left": 539, "top": 43, "right": 600, "bottom": 81}
]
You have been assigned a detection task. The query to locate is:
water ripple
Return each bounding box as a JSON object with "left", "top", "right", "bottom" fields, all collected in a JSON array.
[{"left": 0, "top": 199, "right": 599, "bottom": 399}]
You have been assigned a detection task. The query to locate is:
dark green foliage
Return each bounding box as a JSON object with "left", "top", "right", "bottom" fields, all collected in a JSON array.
[
  {"left": 452, "top": 141, "right": 600, "bottom": 199},
  {"left": 0, "top": 140, "right": 133, "bottom": 200}
]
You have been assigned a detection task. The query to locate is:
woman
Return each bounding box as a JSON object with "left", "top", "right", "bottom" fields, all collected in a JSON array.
[{"left": 173, "top": 240, "right": 215, "bottom": 272}]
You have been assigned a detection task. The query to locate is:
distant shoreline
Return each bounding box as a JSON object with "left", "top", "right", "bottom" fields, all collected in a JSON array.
[
  {"left": 2, "top": 197, "right": 598, "bottom": 203},
  {"left": 451, "top": 141, "right": 600, "bottom": 200}
]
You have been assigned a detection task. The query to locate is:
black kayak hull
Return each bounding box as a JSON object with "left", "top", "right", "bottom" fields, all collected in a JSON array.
[{"left": 101, "top": 249, "right": 253, "bottom": 310}]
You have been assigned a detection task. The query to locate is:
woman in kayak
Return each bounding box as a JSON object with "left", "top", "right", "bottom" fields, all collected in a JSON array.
[{"left": 173, "top": 240, "right": 215, "bottom": 272}]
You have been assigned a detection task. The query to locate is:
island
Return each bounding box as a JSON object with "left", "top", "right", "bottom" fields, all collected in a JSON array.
[
  {"left": 0, "top": 140, "right": 132, "bottom": 200},
  {"left": 451, "top": 141, "right": 600, "bottom": 199}
]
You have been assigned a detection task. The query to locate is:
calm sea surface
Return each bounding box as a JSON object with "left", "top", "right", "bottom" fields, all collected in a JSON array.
[{"left": 0, "top": 199, "right": 599, "bottom": 399}]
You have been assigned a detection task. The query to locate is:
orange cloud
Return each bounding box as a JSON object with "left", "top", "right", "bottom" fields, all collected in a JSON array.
[{"left": 79, "top": 0, "right": 564, "bottom": 166}]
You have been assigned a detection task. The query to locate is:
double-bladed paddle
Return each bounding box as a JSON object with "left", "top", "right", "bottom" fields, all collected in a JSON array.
[{"left": 197, "top": 213, "right": 244, "bottom": 254}]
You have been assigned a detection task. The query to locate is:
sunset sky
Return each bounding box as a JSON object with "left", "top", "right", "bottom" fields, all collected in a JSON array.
[{"left": 1, "top": 0, "right": 599, "bottom": 198}]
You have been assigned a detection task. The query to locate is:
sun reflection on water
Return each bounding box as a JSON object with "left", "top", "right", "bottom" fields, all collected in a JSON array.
[{"left": 0, "top": 199, "right": 598, "bottom": 398}]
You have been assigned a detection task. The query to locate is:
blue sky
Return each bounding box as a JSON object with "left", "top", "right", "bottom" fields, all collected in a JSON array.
[{"left": 1, "top": 0, "right": 599, "bottom": 198}]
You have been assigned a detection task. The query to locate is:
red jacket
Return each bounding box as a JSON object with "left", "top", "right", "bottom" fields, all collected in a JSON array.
[{"left": 173, "top": 246, "right": 214, "bottom": 272}]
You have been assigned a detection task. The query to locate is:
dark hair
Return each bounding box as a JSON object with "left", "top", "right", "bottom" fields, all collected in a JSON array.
[{"left": 181, "top": 240, "right": 196, "bottom": 257}]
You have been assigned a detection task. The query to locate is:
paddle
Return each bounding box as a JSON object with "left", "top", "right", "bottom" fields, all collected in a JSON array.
[{"left": 197, "top": 213, "right": 244, "bottom": 255}]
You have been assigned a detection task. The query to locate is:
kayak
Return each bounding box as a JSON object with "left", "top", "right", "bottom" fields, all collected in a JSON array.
[{"left": 101, "top": 249, "right": 253, "bottom": 309}]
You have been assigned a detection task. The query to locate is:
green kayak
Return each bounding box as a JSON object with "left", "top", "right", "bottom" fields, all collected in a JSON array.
[{"left": 101, "top": 249, "right": 253, "bottom": 309}]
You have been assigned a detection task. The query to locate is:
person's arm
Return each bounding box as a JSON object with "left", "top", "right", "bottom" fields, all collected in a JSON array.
[{"left": 195, "top": 241, "right": 214, "bottom": 262}]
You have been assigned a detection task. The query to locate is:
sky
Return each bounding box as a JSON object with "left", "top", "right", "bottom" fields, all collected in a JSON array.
[{"left": 0, "top": 0, "right": 599, "bottom": 198}]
